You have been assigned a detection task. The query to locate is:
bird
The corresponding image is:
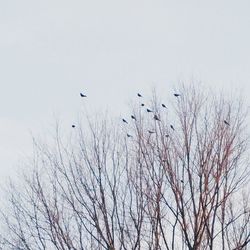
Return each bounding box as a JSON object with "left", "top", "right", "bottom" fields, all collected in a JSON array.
[
  {"left": 122, "top": 119, "right": 128, "bottom": 124},
  {"left": 148, "top": 130, "right": 155, "bottom": 134},
  {"left": 165, "top": 134, "right": 169, "bottom": 137},
  {"left": 147, "top": 108, "right": 153, "bottom": 113},
  {"left": 127, "top": 133, "right": 132, "bottom": 138},
  {"left": 224, "top": 120, "right": 230, "bottom": 126},
  {"left": 131, "top": 115, "right": 136, "bottom": 120},
  {"left": 170, "top": 125, "right": 175, "bottom": 131},
  {"left": 174, "top": 93, "right": 180, "bottom": 97},
  {"left": 141, "top": 103, "right": 145, "bottom": 107},
  {"left": 162, "top": 104, "right": 167, "bottom": 108},
  {"left": 137, "top": 93, "right": 142, "bottom": 97},
  {"left": 154, "top": 115, "right": 160, "bottom": 121},
  {"left": 80, "top": 93, "right": 87, "bottom": 97},
  {"left": 72, "top": 125, "right": 76, "bottom": 128}
]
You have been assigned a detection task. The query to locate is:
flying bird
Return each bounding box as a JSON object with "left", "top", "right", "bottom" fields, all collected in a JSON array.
[
  {"left": 127, "top": 133, "right": 132, "bottom": 138},
  {"left": 154, "top": 115, "right": 160, "bottom": 121},
  {"left": 122, "top": 119, "right": 128, "bottom": 124},
  {"left": 131, "top": 115, "right": 136, "bottom": 120},
  {"left": 170, "top": 125, "right": 175, "bottom": 131},
  {"left": 147, "top": 108, "right": 153, "bottom": 113},
  {"left": 137, "top": 93, "right": 142, "bottom": 97},
  {"left": 174, "top": 93, "right": 180, "bottom": 97},
  {"left": 141, "top": 103, "right": 145, "bottom": 107},
  {"left": 72, "top": 125, "right": 76, "bottom": 128},
  {"left": 80, "top": 93, "right": 87, "bottom": 97},
  {"left": 224, "top": 120, "right": 230, "bottom": 126},
  {"left": 162, "top": 104, "right": 167, "bottom": 108}
]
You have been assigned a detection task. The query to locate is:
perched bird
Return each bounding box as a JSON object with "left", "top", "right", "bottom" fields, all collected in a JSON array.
[
  {"left": 174, "top": 93, "right": 180, "bottom": 97},
  {"left": 170, "top": 125, "right": 175, "bottom": 131},
  {"left": 147, "top": 108, "right": 153, "bottom": 113},
  {"left": 154, "top": 115, "right": 160, "bottom": 121},
  {"left": 72, "top": 125, "right": 76, "bottom": 128},
  {"left": 162, "top": 104, "right": 167, "bottom": 108},
  {"left": 224, "top": 120, "right": 230, "bottom": 126},
  {"left": 131, "top": 115, "right": 136, "bottom": 120},
  {"left": 127, "top": 133, "right": 132, "bottom": 138},
  {"left": 148, "top": 130, "right": 155, "bottom": 134},
  {"left": 141, "top": 103, "right": 145, "bottom": 107},
  {"left": 122, "top": 119, "right": 128, "bottom": 124},
  {"left": 80, "top": 93, "right": 87, "bottom": 97},
  {"left": 137, "top": 93, "right": 142, "bottom": 97}
]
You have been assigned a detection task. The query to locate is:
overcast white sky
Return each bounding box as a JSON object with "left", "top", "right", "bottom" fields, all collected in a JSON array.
[{"left": 1, "top": 0, "right": 250, "bottom": 180}]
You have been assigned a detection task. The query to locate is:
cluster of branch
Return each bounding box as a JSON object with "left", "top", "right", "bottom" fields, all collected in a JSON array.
[{"left": 1, "top": 86, "right": 249, "bottom": 250}]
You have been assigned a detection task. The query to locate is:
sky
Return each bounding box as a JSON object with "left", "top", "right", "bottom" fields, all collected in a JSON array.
[{"left": 0, "top": 0, "right": 250, "bottom": 181}]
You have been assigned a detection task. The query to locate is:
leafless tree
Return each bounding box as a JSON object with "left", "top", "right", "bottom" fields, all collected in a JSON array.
[{"left": 1, "top": 85, "right": 250, "bottom": 249}]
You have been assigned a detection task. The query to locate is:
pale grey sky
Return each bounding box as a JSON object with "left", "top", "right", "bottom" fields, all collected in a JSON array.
[{"left": 1, "top": 0, "right": 250, "bottom": 179}]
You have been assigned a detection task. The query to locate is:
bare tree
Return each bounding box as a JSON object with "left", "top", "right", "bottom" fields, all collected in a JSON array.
[{"left": 1, "top": 85, "right": 250, "bottom": 249}]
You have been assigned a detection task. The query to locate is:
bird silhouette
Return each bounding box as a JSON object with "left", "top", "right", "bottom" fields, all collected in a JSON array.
[
  {"left": 224, "top": 120, "right": 230, "bottom": 126},
  {"left": 137, "top": 93, "right": 142, "bottom": 97},
  {"left": 80, "top": 93, "right": 87, "bottom": 97},
  {"left": 72, "top": 125, "right": 76, "bottom": 128},
  {"left": 148, "top": 130, "right": 155, "bottom": 134},
  {"left": 174, "top": 93, "right": 180, "bottom": 97},
  {"left": 154, "top": 115, "right": 160, "bottom": 121},
  {"left": 122, "top": 119, "right": 128, "bottom": 124},
  {"left": 170, "top": 125, "right": 175, "bottom": 130},
  {"left": 127, "top": 133, "right": 132, "bottom": 138},
  {"left": 162, "top": 104, "right": 167, "bottom": 108},
  {"left": 147, "top": 108, "right": 153, "bottom": 113},
  {"left": 141, "top": 103, "right": 145, "bottom": 107},
  {"left": 131, "top": 115, "right": 136, "bottom": 120}
]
